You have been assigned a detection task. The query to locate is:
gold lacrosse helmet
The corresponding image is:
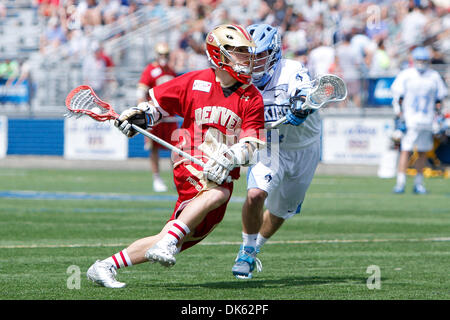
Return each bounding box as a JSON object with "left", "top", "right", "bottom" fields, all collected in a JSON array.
[{"left": 205, "top": 24, "right": 256, "bottom": 84}]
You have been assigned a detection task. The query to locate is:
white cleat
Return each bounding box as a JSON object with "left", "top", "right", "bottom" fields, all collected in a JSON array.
[
  {"left": 153, "top": 177, "right": 168, "bottom": 192},
  {"left": 145, "top": 241, "right": 177, "bottom": 267},
  {"left": 87, "top": 260, "right": 126, "bottom": 288}
]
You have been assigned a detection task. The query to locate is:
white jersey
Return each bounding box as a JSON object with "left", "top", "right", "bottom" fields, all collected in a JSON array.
[
  {"left": 391, "top": 67, "right": 448, "bottom": 130},
  {"left": 261, "top": 59, "right": 321, "bottom": 149}
]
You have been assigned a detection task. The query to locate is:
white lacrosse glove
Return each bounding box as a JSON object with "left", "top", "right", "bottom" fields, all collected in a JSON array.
[
  {"left": 203, "top": 143, "right": 250, "bottom": 185},
  {"left": 114, "top": 102, "right": 161, "bottom": 138}
]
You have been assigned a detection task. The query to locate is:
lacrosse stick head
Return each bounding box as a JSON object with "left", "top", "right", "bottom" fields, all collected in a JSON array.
[
  {"left": 65, "top": 85, "right": 119, "bottom": 121},
  {"left": 302, "top": 74, "right": 347, "bottom": 110}
]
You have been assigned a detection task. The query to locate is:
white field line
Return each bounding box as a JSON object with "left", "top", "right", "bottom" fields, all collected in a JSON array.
[{"left": 1, "top": 237, "right": 449, "bottom": 249}]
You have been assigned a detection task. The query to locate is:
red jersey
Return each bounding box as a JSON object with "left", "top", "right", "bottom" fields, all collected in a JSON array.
[
  {"left": 139, "top": 63, "right": 177, "bottom": 98},
  {"left": 150, "top": 68, "right": 265, "bottom": 179}
]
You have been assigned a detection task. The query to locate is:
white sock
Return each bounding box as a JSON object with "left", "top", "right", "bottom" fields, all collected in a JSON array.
[
  {"left": 256, "top": 233, "right": 268, "bottom": 252},
  {"left": 396, "top": 172, "right": 406, "bottom": 186},
  {"left": 242, "top": 232, "right": 258, "bottom": 249},
  {"left": 163, "top": 219, "right": 190, "bottom": 245},
  {"left": 103, "top": 249, "right": 133, "bottom": 269},
  {"left": 414, "top": 173, "right": 424, "bottom": 186}
]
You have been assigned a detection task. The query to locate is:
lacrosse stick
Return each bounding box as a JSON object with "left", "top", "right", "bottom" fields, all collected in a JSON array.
[
  {"left": 65, "top": 85, "right": 205, "bottom": 168},
  {"left": 266, "top": 74, "right": 347, "bottom": 129}
]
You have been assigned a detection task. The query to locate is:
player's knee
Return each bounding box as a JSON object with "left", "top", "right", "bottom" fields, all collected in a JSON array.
[
  {"left": 247, "top": 188, "right": 267, "bottom": 206},
  {"left": 207, "top": 187, "right": 230, "bottom": 207}
]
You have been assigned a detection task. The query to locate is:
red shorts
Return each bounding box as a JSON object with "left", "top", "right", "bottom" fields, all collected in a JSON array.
[
  {"left": 146, "top": 121, "right": 178, "bottom": 149},
  {"left": 168, "top": 163, "right": 233, "bottom": 252}
]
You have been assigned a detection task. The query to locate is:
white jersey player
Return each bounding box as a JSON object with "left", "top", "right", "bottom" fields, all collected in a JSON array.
[
  {"left": 232, "top": 24, "right": 321, "bottom": 279},
  {"left": 391, "top": 46, "right": 447, "bottom": 194}
]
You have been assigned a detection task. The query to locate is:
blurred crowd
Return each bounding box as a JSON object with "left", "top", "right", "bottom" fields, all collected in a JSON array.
[{"left": 31, "top": 0, "right": 450, "bottom": 107}]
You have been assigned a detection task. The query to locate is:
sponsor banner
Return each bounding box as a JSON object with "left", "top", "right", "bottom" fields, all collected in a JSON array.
[
  {"left": 0, "top": 79, "right": 30, "bottom": 104},
  {"left": 322, "top": 117, "right": 394, "bottom": 165},
  {"left": 367, "top": 77, "right": 395, "bottom": 106},
  {"left": 64, "top": 117, "right": 128, "bottom": 160},
  {"left": 0, "top": 116, "right": 7, "bottom": 158}
]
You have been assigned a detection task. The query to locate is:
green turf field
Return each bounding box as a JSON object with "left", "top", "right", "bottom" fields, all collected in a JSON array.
[{"left": 0, "top": 167, "right": 449, "bottom": 300}]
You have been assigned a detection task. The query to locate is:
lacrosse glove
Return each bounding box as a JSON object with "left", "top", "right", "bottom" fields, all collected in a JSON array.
[
  {"left": 394, "top": 116, "right": 407, "bottom": 133},
  {"left": 284, "top": 88, "right": 314, "bottom": 126},
  {"left": 114, "top": 102, "right": 160, "bottom": 138},
  {"left": 203, "top": 143, "right": 249, "bottom": 185}
]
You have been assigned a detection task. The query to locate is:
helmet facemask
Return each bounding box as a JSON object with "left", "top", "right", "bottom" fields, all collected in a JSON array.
[
  {"left": 414, "top": 59, "right": 429, "bottom": 74},
  {"left": 252, "top": 45, "right": 280, "bottom": 86},
  {"left": 220, "top": 45, "right": 255, "bottom": 83}
]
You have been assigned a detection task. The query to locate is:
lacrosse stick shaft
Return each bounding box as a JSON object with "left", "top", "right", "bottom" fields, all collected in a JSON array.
[
  {"left": 132, "top": 125, "right": 232, "bottom": 183},
  {"left": 133, "top": 125, "right": 232, "bottom": 183},
  {"left": 266, "top": 116, "right": 287, "bottom": 129},
  {"left": 130, "top": 124, "right": 205, "bottom": 167},
  {"left": 265, "top": 103, "right": 315, "bottom": 129}
]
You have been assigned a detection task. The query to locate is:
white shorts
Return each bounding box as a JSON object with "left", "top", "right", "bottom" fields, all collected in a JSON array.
[
  {"left": 247, "top": 142, "right": 320, "bottom": 220},
  {"left": 401, "top": 128, "right": 433, "bottom": 152}
]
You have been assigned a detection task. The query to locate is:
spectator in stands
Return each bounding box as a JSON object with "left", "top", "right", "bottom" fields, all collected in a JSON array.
[
  {"left": 400, "top": 4, "right": 429, "bottom": 50},
  {"left": 283, "top": 19, "right": 308, "bottom": 58},
  {"left": 12, "top": 58, "right": 32, "bottom": 87},
  {"left": 79, "top": 0, "right": 102, "bottom": 26},
  {"left": 40, "top": 16, "right": 67, "bottom": 54},
  {"left": 59, "top": 0, "right": 82, "bottom": 31},
  {"left": 368, "top": 39, "right": 391, "bottom": 77},
  {"left": 99, "top": 0, "right": 122, "bottom": 25},
  {"left": 272, "top": 0, "right": 287, "bottom": 27},
  {"left": 82, "top": 42, "right": 109, "bottom": 97},
  {"left": 430, "top": 45, "right": 445, "bottom": 65},
  {"left": 35, "top": 0, "right": 60, "bottom": 18},
  {"left": 349, "top": 25, "right": 377, "bottom": 76},
  {"left": 0, "top": 1, "right": 7, "bottom": 20},
  {"left": 0, "top": 58, "right": 20, "bottom": 86},
  {"left": 295, "top": 0, "right": 327, "bottom": 23},
  {"left": 307, "top": 38, "right": 335, "bottom": 79},
  {"left": 334, "top": 33, "right": 363, "bottom": 108}
]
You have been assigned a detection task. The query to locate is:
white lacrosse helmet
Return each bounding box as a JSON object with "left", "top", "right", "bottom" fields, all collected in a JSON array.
[{"left": 246, "top": 24, "right": 282, "bottom": 88}]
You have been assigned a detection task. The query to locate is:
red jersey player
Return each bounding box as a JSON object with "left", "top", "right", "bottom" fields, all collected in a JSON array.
[
  {"left": 137, "top": 42, "right": 178, "bottom": 192},
  {"left": 87, "top": 24, "right": 266, "bottom": 288}
]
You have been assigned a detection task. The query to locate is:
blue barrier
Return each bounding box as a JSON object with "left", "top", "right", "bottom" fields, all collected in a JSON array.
[
  {"left": 8, "top": 119, "right": 64, "bottom": 155},
  {"left": 6, "top": 118, "right": 171, "bottom": 158}
]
